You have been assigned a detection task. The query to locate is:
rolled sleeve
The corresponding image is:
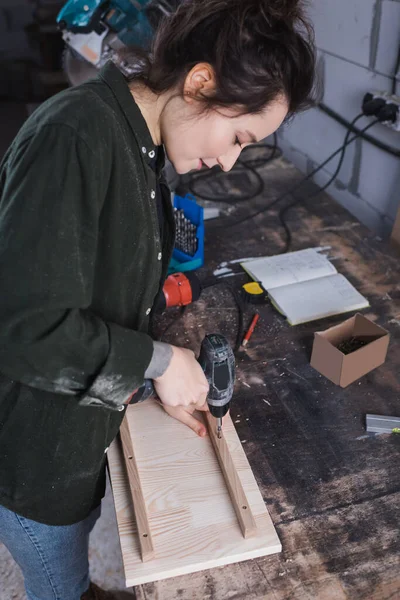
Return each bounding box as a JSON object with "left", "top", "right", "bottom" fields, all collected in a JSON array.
[{"left": 80, "top": 323, "right": 154, "bottom": 409}]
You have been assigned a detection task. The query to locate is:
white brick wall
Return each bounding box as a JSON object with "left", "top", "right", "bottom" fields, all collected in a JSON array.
[
  {"left": 375, "top": 0, "right": 400, "bottom": 77},
  {"left": 322, "top": 54, "right": 388, "bottom": 120},
  {"left": 280, "top": 108, "right": 358, "bottom": 187},
  {"left": 308, "top": 0, "right": 376, "bottom": 68},
  {"left": 358, "top": 142, "right": 400, "bottom": 219},
  {"left": 278, "top": 135, "right": 394, "bottom": 237},
  {"left": 322, "top": 53, "right": 400, "bottom": 150},
  {"left": 280, "top": 0, "right": 400, "bottom": 236}
]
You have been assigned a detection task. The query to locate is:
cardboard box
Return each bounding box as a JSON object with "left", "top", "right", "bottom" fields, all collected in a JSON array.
[{"left": 310, "top": 313, "right": 389, "bottom": 387}]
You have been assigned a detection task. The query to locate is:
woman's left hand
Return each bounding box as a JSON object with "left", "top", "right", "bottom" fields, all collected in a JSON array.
[{"left": 161, "top": 401, "right": 209, "bottom": 437}]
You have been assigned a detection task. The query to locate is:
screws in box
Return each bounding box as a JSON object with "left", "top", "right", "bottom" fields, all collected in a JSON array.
[{"left": 174, "top": 208, "right": 198, "bottom": 256}]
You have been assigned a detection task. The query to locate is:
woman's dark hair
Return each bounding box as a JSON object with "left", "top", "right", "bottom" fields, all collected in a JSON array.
[{"left": 122, "top": 0, "right": 316, "bottom": 117}]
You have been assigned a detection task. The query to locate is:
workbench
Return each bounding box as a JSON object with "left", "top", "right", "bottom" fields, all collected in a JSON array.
[{"left": 140, "top": 155, "right": 400, "bottom": 600}]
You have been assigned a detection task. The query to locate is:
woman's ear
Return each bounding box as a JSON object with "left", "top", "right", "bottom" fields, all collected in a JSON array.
[{"left": 183, "top": 63, "right": 217, "bottom": 101}]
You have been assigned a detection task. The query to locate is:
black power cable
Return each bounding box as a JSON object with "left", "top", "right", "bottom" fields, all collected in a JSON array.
[
  {"left": 277, "top": 113, "right": 367, "bottom": 253},
  {"left": 214, "top": 117, "right": 379, "bottom": 343},
  {"left": 219, "top": 116, "right": 379, "bottom": 232},
  {"left": 166, "top": 109, "right": 388, "bottom": 348},
  {"left": 318, "top": 103, "right": 400, "bottom": 159}
]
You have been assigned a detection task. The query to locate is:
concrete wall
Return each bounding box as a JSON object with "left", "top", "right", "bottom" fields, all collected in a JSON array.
[{"left": 277, "top": 0, "right": 400, "bottom": 237}]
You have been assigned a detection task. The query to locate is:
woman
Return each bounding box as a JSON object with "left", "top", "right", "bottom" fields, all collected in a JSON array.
[{"left": 0, "top": 0, "right": 315, "bottom": 598}]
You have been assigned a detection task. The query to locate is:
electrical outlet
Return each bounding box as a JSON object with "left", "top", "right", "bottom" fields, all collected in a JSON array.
[{"left": 363, "top": 91, "right": 400, "bottom": 132}]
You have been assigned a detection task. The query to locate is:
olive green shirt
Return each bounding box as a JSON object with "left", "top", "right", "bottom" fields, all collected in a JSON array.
[{"left": 0, "top": 61, "right": 175, "bottom": 525}]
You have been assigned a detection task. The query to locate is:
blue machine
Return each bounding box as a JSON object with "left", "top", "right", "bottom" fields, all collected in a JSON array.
[
  {"left": 57, "top": 0, "right": 153, "bottom": 46},
  {"left": 57, "top": 0, "right": 176, "bottom": 84}
]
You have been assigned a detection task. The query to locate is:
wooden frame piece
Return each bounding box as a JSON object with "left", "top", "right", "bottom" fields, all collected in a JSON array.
[
  {"left": 204, "top": 412, "right": 257, "bottom": 539},
  {"left": 119, "top": 416, "right": 155, "bottom": 562}
]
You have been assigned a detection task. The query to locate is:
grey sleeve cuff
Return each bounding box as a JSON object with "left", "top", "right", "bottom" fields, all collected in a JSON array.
[
  {"left": 79, "top": 322, "right": 154, "bottom": 410},
  {"left": 144, "top": 341, "right": 173, "bottom": 380}
]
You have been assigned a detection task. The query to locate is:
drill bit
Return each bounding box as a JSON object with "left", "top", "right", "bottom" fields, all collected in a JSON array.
[{"left": 217, "top": 417, "right": 222, "bottom": 439}]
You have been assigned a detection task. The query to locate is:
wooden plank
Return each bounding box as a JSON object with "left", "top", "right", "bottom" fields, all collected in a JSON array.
[
  {"left": 119, "top": 416, "right": 155, "bottom": 562},
  {"left": 108, "top": 399, "right": 281, "bottom": 587},
  {"left": 204, "top": 411, "right": 257, "bottom": 538}
]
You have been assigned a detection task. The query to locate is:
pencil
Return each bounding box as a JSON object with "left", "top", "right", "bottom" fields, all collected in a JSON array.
[{"left": 242, "top": 313, "right": 260, "bottom": 347}]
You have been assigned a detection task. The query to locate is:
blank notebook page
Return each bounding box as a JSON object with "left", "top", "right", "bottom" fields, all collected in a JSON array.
[{"left": 269, "top": 274, "right": 369, "bottom": 325}]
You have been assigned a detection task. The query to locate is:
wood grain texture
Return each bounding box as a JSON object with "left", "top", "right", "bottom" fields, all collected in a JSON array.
[
  {"left": 204, "top": 412, "right": 257, "bottom": 539},
  {"left": 108, "top": 399, "right": 281, "bottom": 587},
  {"left": 119, "top": 416, "right": 155, "bottom": 562}
]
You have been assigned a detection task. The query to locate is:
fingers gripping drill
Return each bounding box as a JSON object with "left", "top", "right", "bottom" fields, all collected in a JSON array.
[{"left": 134, "top": 334, "right": 235, "bottom": 438}]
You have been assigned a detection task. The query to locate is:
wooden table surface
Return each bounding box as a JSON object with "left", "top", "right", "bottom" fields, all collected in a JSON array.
[{"left": 139, "top": 156, "right": 400, "bottom": 600}]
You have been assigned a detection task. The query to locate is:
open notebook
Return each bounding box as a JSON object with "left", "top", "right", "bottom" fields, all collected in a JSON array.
[{"left": 241, "top": 248, "right": 369, "bottom": 326}]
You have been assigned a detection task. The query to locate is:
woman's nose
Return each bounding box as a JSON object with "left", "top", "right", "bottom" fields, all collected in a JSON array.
[{"left": 217, "top": 145, "right": 242, "bottom": 172}]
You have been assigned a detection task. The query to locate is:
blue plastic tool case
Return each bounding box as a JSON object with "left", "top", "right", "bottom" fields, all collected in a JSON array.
[{"left": 168, "top": 194, "right": 204, "bottom": 274}]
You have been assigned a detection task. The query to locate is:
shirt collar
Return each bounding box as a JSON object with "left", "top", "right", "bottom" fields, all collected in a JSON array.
[{"left": 98, "top": 61, "right": 165, "bottom": 172}]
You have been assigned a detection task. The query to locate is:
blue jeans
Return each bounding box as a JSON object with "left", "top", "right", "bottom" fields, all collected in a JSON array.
[{"left": 0, "top": 503, "right": 101, "bottom": 600}]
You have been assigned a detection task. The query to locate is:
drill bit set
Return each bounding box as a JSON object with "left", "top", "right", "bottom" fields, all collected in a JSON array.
[
  {"left": 171, "top": 194, "right": 204, "bottom": 272},
  {"left": 174, "top": 208, "right": 198, "bottom": 257}
]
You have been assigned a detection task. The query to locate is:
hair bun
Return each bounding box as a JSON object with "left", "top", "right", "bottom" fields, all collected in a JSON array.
[
  {"left": 245, "top": 0, "right": 306, "bottom": 24},
  {"left": 271, "top": 0, "right": 304, "bottom": 19}
]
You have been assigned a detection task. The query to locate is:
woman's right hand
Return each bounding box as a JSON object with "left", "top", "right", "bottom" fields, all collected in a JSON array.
[{"left": 153, "top": 345, "right": 209, "bottom": 409}]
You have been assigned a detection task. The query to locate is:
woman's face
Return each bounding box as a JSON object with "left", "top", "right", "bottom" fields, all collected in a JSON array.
[{"left": 161, "top": 96, "right": 288, "bottom": 175}]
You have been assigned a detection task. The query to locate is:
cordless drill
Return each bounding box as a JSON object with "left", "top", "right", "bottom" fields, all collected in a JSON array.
[
  {"left": 133, "top": 334, "right": 235, "bottom": 438},
  {"left": 198, "top": 334, "right": 235, "bottom": 438}
]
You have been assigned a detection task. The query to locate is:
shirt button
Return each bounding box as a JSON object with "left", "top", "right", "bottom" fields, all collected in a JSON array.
[
  {"left": 150, "top": 190, "right": 156, "bottom": 200},
  {"left": 148, "top": 150, "right": 155, "bottom": 159},
  {"left": 141, "top": 146, "right": 147, "bottom": 154},
  {"left": 146, "top": 308, "right": 151, "bottom": 315},
  {"left": 118, "top": 405, "right": 125, "bottom": 412},
  {"left": 157, "top": 252, "right": 162, "bottom": 260}
]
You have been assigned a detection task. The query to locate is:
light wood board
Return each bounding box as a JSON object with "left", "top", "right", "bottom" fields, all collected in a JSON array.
[{"left": 107, "top": 399, "right": 281, "bottom": 587}]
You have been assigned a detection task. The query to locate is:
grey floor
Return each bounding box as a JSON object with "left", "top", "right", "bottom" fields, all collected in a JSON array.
[{"left": 0, "top": 476, "right": 132, "bottom": 600}]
